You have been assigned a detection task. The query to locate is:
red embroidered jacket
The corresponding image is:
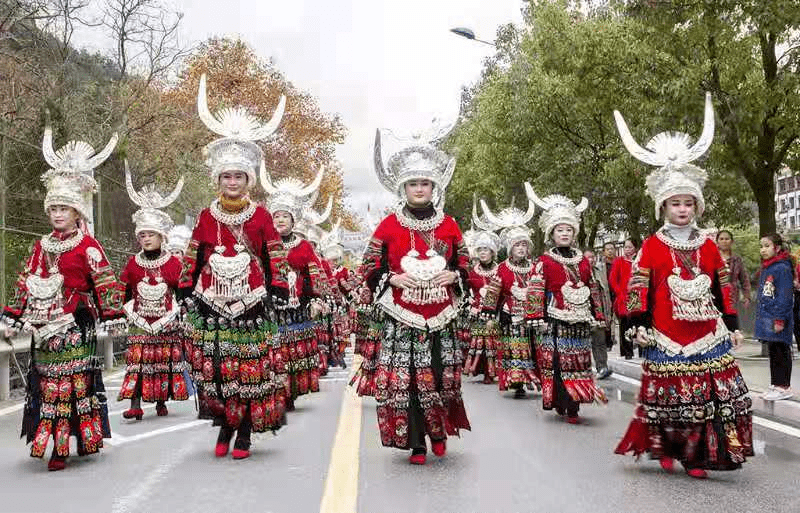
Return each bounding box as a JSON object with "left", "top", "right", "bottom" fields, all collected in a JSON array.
[
  {"left": 362, "top": 211, "right": 469, "bottom": 330},
  {"left": 286, "top": 238, "right": 325, "bottom": 303},
  {"left": 468, "top": 263, "right": 498, "bottom": 309},
  {"left": 120, "top": 253, "right": 183, "bottom": 331},
  {"left": 623, "top": 234, "right": 736, "bottom": 347},
  {"left": 183, "top": 203, "right": 288, "bottom": 318},
  {"left": 5, "top": 231, "right": 124, "bottom": 323},
  {"left": 480, "top": 261, "right": 532, "bottom": 321},
  {"left": 526, "top": 252, "right": 605, "bottom": 324}
]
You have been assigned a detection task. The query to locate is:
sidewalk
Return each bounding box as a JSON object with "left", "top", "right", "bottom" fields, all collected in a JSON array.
[{"left": 606, "top": 338, "right": 800, "bottom": 427}]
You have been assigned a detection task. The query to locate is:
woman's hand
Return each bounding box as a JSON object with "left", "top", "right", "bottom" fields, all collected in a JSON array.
[
  {"left": 389, "top": 273, "right": 418, "bottom": 289},
  {"left": 774, "top": 320, "right": 785, "bottom": 333},
  {"left": 431, "top": 270, "right": 458, "bottom": 287},
  {"left": 731, "top": 330, "right": 744, "bottom": 349}
]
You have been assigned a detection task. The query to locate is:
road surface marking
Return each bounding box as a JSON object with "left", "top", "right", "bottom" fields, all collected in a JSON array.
[
  {"left": 610, "top": 374, "right": 800, "bottom": 439},
  {"left": 110, "top": 436, "right": 200, "bottom": 513},
  {"left": 319, "top": 356, "right": 363, "bottom": 513},
  {"left": 107, "top": 419, "right": 208, "bottom": 446}
]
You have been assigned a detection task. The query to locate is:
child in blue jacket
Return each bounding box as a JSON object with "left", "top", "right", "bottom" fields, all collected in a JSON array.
[{"left": 755, "top": 233, "right": 794, "bottom": 401}]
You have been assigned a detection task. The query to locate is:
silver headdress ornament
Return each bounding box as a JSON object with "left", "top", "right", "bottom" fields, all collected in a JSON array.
[
  {"left": 524, "top": 182, "right": 588, "bottom": 239},
  {"left": 613, "top": 92, "right": 714, "bottom": 218},
  {"left": 373, "top": 126, "right": 456, "bottom": 206},
  {"left": 465, "top": 195, "right": 500, "bottom": 255},
  {"left": 125, "top": 160, "right": 183, "bottom": 239},
  {"left": 167, "top": 225, "right": 192, "bottom": 254},
  {"left": 479, "top": 193, "right": 536, "bottom": 253},
  {"left": 320, "top": 219, "right": 345, "bottom": 260},
  {"left": 41, "top": 125, "right": 118, "bottom": 220},
  {"left": 260, "top": 164, "right": 326, "bottom": 222},
  {"left": 197, "top": 73, "right": 286, "bottom": 186},
  {"left": 471, "top": 231, "right": 501, "bottom": 255}
]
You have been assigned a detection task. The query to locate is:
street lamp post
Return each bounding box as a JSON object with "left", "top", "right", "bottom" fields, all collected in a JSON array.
[{"left": 450, "top": 27, "right": 495, "bottom": 47}]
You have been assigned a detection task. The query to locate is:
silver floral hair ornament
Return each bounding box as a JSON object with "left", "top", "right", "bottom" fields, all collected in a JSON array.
[
  {"left": 167, "top": 225, "right": 192, "bottom": 254},
  {"left": 320, "top": 219, "right": 345, "bottom": 260},
  {"left": 41, "top": 125, "right": 118, "bottom": 222},
  {"left": 613, "top": 92, "right": 714, "bottom": 218},
  {"left": 373, "top": 127, "right": 456, "bottom": 206},
  {"left": 479, "top": 194, "right": 536, "bottom": 254},
  {"left": 125, "top": 159, "right": 184, "bottom": 240},
  {"left": 197, "top": 73, "right": 286, "bottom": 186},
  {"left": 525, "top": 182, "right": 588, "bottom": 240}
]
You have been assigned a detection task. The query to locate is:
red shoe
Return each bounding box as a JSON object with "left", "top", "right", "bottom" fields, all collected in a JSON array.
[
  {"left": 659, "top": 457, "right": 675, "bottom": 473},
  {"left": 566, "top": 415, "right": 581, "bottom": 425},
  {"left": 215, "top": 442, "right": 229, "bottom": 457},
  {"left": 47, "top": 456, "right": 66, "bottom": 471},
  {"left": 431, "top": 440, "right": 447, "bottom": 457},
  {"left": 156, "top": 403, "right": 168, "bottom": 416},
  {"left": 231, "top": 448, "right": 250, "bottom": 460},
  {"left": 686, "top": 468, "right": 708, "bottom": 479},
  {"left": 122, "top": 408, "right": 144, "bottom": 420},
  {"left": 408, "top": 453, "right": 427, "bottom": 465}
]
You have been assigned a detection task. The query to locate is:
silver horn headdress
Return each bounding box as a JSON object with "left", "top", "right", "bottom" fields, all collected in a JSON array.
[
  {"left": 613, "top": 92, "right": 714, "bottom": 218},
  {"left": 373, "top": 127, "right": 456, "bottom": 206},
  {"left": 167, "top": 225, "right": 192, "bottom": 254},
  {"left": 479, "top": 193, "right": 536, "bottom": 253},
  {"left": 41, "top": 125, "right": 118, "bottom": 221},
  {"left": 467, "top": 194, "right": 500, "bottom": 255},
  {"left": 320, "top": 219, "right": 344, "bottom": 260},
  {"left": 524, "top": 182, "right": 588, "bottom": 239},
  {"left": 126, "top": 160, "right": 184, "bottom": 240},
  {"left": 260, "top": 164, "right": 326, "bottom": 222},
  {"left": 198, "top": 73, "right": 286, "bottom": 186}
]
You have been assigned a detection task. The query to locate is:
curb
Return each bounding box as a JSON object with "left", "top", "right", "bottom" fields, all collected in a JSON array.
[{"left": 606, "top": 356, "right": 800, "bottom": 429}]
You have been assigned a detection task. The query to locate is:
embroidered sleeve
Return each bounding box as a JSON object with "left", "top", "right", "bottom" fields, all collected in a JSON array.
[
  {"left": 625, "top": 244, "right": 650, "bottom": 316},
  {"left": 87, "top": 240, "right": 125, "bottom": 319},
  {"left": 481, "top": 272, "right": 504, "bottom": 313},
  {"left": 263, "top": 220, "right": 289, "bottom": 290},
  {"left": 4, "top": 241, "right": 39, "bottom": 319},
  {"left": 305, "top": 249, "right": 327, "bottom": 298},
  {"left": 586, "top": 261, "right": 606, "bottom": 322},
  {"left": 713, "top": 246, "right": 737, "bottom": 316},
  {"left": 180, "top": 215, "right": 203, "bottom": 290},
  {"left": 361, "top": 220, "right": 390, "bottom": 296},
  {"left": 449, "top": 228, "right": 471, "bottom": 298},
  {"left": 526, "top": 260, "right": 546, "bottom": 320}
]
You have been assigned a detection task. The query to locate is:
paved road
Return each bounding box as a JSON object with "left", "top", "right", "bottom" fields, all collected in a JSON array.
[{"left": 0, "top": 353, "right": 798, "bottom": 513}]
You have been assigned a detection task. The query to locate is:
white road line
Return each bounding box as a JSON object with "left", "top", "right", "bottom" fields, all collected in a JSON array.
[
  {"left": 109, "top": 420, "right": 208, "bottom": 446},
  {"left": 0, "top": 403, "right": 24, "bottom": 417},
  {"left": 110, "top": 435, "right": 200, "bottom": 513},
  {"left": 609, "top": 374, "right": 800, "bottom": 439}
]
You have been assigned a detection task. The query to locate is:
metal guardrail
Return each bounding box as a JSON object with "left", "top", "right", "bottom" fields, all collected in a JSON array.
[{"left": 0, "top": 332, "right": 119, "bottom": 401}]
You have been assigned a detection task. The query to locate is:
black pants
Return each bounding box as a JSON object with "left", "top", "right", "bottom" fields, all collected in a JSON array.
[
  {"left": 793, "top": 292, "right": 800, "bottom": 352},
  {"left": 408, "top": 332, "right": 445, "bottom": 452},
  {"left": 619, "top": 316, "right": 634, "bottom": 358},
  {"left": 552, "top": 340, "right": 579, "bottom": 417},
  {"left": 767, "top": 341, "right": 792, "bottom": 388}
]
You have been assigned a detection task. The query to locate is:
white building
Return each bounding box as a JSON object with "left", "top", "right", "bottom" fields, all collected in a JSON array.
[{"left": 775, "top": 168, "right": 800, "bottom": 233}]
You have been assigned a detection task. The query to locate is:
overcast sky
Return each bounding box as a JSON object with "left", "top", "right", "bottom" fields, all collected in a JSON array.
[{"left": 79, "top": 0, "right": 526, "bottom": 218}]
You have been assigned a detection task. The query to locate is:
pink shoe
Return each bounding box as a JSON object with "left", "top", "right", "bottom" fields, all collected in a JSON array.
[
  {"left": 431, "top": 440, "right": 446, "bottom": 457},
  {"left": 409, "top": 453, "right": 426, "bottom": 465},
  {"left": 659, "top": 457, "right": 674, "bottom": 473},
  {"left": 686, "top": 468, "right": 708, "bottom": 479}
]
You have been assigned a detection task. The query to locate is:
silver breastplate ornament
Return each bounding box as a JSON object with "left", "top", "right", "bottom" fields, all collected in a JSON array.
[{"left": 399, "top": 248, "right": 449, "bottom": 305}]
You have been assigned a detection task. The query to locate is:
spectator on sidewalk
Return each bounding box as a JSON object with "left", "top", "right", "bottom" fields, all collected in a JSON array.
[
  {"left": 793, "top": 255, "right": 800, "bottom": 353},
  {"left": 585, "top": 249, "right": 612, "bottom": 379},
  {"left": 755, "top": 233, "right": 794, "bottom": 401},
  {"left": 602, "top": 242, "right": 617, "bottom": 347},
  {"left": 716, "top": 230, "right": 752, "bottom": 307},
  {"left": 609, "top": 238, "right": 639, "bottom": 359}
]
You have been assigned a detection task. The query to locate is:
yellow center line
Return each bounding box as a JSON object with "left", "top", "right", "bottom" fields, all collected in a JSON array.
[{"left": 320, "top": 355, "right": 364, "bottom": 513}]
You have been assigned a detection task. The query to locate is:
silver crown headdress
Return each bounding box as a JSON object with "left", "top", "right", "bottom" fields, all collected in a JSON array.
[
  {"left": 198, "top": 73, "right": 286, "bottom": 186},
  {"left": 479, "top": 193, "right": 536, "bottom": 253},
  {"left": 465, "top": 195, "right": 499, "bottom": 255},
  {"left": 614, "top": 92, "right": 714, "bottom": 218},
  {"left": 320, "top": 219, "right": 344, "bottom": 260},
  {"left": 167, "top": 225, "right": 192, "bottom": 254},
  {"left": 41, "top": 126, "right": 118, "bottom": 220},
  {"left": 373, "top": 127, "right": 456, "bottom": 206},
  {"left": 524, "top": 182, "right": 588, "bottom": 239},
  {"left": 126, "top": 160, "right": 183, "bottom": 240},
  {"left": 260, "top": 164, "right": 327, "bottom": 222}
]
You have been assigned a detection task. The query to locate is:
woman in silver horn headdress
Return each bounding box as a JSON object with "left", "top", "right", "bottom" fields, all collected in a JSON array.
[
  {"left": 117, "top": 161, "right": 190, "bottom": 420},
  {"left": 525, "top": 184, "right": 608, "bottom": 423},
  {"left": 0, "top": 127, "right": 124, "bottom": 471},
  {"left": 478, "top": 195, "right": 541, "bottom": 396},
  {"left": 350, "top": 128, "right": 471, "bottom": 465},
  {"left": 612, "top": 94, "right": 752, "bottom": 478},
  {"left": 319, "top": 219, "right": 353, "bottom": 370},
  {"left": 262, "top": 166, "right": 331, "bottom": 410},
  {"left": 182, "top": 74, "right": 289, "bottom": 460}
]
